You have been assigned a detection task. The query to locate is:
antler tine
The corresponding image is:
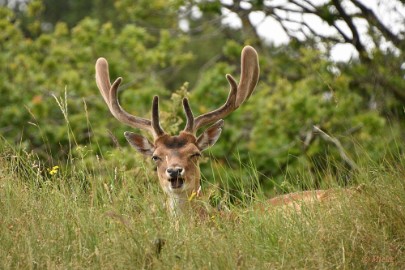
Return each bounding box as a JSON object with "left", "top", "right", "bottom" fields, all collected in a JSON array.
[
  {"left": 152, "top": 96, "right": 165, "bottom": 137},
  {"left": 192, "top": 46, "right": 259, "bottom": 133},
  {"left": 193, "top": 75, "right": 238, "bottom": 132},
  {"left": 182, "top": 98, "right": 194, "bottom": 133},
  {"left": 95, "top": 58, "right": 113, "bottom": 105},
  {"left": 235, "top": 46, "right": 260, "bottom": 106},
  {"left": 95, "top": 57, "right": 163, "bottom": 138}
]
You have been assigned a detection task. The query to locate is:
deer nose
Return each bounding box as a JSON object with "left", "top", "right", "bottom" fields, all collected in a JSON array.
[{"left": 166, "top": 167, "right": 184, "bottom": 179}]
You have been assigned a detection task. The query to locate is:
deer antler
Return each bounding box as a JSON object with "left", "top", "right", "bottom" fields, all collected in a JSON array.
[
  {"left": 95, "top": 58, "right": 165, "bottom": 139},
  {"left": 183, "top": 46, "right": 260, "bottom": 134}
]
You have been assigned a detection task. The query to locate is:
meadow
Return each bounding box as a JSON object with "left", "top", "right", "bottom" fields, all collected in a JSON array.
[
  {"left": 1, "top": 2, "right": 404, "bottom": 269},
  {"left": 1, "top": 137, "right": 404, "bottom": 269}
]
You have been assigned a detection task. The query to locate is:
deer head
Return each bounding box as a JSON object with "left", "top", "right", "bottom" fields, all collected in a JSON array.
[{"left": 95, "top": 46, "right": 259, "bottom": 215}]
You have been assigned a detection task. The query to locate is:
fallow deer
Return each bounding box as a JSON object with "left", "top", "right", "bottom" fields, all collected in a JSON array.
[
  {"left": 95, "top": 46, "right": 354, "bottom": 216},
  {"left": 96, "top": 46, "right": 259, "bottom": 215}
]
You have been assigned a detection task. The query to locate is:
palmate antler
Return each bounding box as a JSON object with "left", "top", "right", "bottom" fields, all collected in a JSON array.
[
  {"left": 95, "top": 46, "right": 259, "bottom": 138},
  {"left": 182, "top": 46, "right": 260, "bottom": 134}
]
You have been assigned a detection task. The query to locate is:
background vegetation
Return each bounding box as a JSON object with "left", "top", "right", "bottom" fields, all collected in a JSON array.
[{"left": 0, "top": 0, "right": 404, "bottom": 268}]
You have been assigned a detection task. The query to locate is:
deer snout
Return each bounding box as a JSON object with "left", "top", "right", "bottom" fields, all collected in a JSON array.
[{"left": 166, "top": 167, "right": 184, "bottom": 179}]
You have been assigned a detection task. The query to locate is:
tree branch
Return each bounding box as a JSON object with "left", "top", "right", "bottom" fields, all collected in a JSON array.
[
  {"left": 350, "top": 0, "right": 403, "bottom": 49},
  {"left": 313, "top": 126, "right": 358, "bottom": 171},
  {"left": 331, "top": 0, "right": 369, "bottom": 60}
]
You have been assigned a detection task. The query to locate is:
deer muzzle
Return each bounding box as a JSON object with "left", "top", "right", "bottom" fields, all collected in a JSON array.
[{"left": 166, "top": 167, "right": 185, "bottom": 189}]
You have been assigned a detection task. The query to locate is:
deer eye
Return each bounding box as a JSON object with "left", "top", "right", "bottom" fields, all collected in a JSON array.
[
  {"left": 152, "top": 155, "right": 162, "bottom": 162},
  {"left": 190, "top": 153, "right": 201, "bottom": 159}
]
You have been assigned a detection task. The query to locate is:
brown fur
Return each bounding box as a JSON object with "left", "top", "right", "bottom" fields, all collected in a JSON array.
[
  {"left": 154, "top": 132, "right": 202, "bottom": 204},
  {"left": 255, "top": 188, "right": 356, "bottom": 213},
  {"left": 156, "top": 132, "right": 196, "bottom": 149}
]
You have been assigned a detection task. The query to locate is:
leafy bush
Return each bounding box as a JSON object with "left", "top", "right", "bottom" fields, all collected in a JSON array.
[
  {"left": 0, "top": 1, "right": 403, "bottom": 193},
  {"left": 191, "top": 44, "right": 400, "bottom": 190},
  {"left": 0, "top": 4, "right": 191, "bottom": 162}
]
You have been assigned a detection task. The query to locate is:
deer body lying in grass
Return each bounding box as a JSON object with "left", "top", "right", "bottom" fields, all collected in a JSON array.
[{"left": 96, "top": 46, "right": 350, "bottom": 216}]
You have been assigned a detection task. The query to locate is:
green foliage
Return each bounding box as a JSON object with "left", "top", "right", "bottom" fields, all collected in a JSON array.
[
  {"left": 0, "top": 0, "right": 404, "bottom": 193},
  {"left": 198, "top": 0, "right": 222, "bottom": 14},
  {"left": 0, "top": 3, "right": 191, "bottom": 161},
  {"left": 192, "top": 43, "right": 400, "bottom": 190}
]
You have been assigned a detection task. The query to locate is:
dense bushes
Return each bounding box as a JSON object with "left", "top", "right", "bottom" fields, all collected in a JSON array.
[{"left": 0, "top": 1, "right": 403, "bottom": 192}]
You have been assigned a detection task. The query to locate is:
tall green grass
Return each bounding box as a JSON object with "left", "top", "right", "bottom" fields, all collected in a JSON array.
[{"left": 1, "top": 138, "right": 404, "bottom": 269}]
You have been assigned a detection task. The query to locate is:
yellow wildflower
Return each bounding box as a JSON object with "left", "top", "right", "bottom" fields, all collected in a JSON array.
[{"left": 47, "top": 166, "right": 59, "bottom": 176}]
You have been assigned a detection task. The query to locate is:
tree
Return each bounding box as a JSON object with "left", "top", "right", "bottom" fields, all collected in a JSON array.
[
  {"left": 185, "top": 0, "right": 405, "bottom": 108},
  {"left": 0, "top": 0, "right": 403, "bottom": 193}
]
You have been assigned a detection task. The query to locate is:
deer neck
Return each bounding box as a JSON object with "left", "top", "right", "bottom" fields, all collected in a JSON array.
[{"left": 166, "top": 186, "right": 201, "bottom": 216}]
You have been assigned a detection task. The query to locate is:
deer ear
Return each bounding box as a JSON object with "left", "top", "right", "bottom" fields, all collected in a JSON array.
[
  {"left": 196, "top": 120, "right": 224, "bottom": 151},
  {"left": 124, "top": 132, "right": 155, "bottom": 156}
]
